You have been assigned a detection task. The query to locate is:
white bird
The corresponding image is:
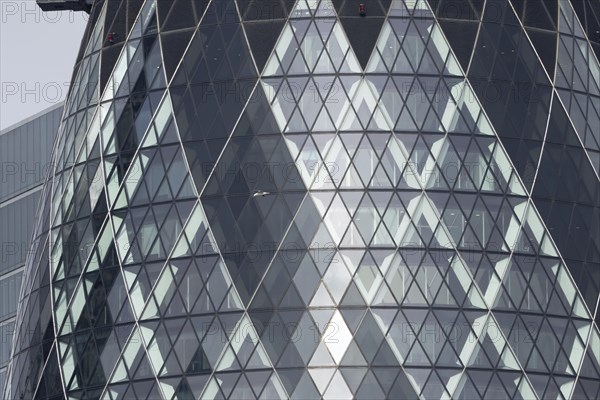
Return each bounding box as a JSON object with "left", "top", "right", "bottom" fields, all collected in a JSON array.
[{"left": 253, "top": 190, "right": 271, "bottom": 197}]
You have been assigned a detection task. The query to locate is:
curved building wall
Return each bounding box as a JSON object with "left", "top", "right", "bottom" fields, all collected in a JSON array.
[{"left": 4, "top": 1, "right": 600, "bottom": 399}]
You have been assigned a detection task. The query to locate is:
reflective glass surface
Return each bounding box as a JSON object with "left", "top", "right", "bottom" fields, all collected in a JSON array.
[{"left": 4, "top": 1, "right": 600, "bottom": 399}]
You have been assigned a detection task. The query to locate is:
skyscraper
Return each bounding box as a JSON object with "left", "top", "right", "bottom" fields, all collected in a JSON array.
[
  {"left": 4, "top": 0, "right": 600, "bottom": 399},
  {"left": 0, "top": 104, "right": 62, "bottom": 398}
]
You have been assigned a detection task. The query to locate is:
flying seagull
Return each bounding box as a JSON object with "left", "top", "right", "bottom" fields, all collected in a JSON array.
[{"left": 253, "top": 190, "right": 271, "bottom": 198}]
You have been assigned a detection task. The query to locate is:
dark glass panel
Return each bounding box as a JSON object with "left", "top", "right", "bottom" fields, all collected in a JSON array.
[
  {"left": 338, "top": 17, "right": 386, "bottom": 70},
  {"left": 161, "top": 30, "right": 195, "bottom": 80},
  {"left": 429, "top": 0, "right": 481, "bottom": 20},
  {"left": 438, "top": 20, "right": 478, "bottom": 70},
  {"left": 244, "top": 20, "right": 286, "bottom": 72},
  {"left": 525, "top": 28, "right": 556, "bottom": 77}
]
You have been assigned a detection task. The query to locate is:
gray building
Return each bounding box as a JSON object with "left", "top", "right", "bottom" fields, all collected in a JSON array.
[
  {"left": 4, "top": 1, "right": 600, "bottom": 399},
  {"left": 0, "top": 104, "right": 62, "bottom": 396}
]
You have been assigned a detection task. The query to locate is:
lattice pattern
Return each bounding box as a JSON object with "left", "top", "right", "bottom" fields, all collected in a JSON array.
[{"left": 3, "top": 1, "right": 600, "bottom": 399}]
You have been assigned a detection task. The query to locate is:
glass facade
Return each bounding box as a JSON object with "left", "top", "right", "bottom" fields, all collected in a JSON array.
[
  {"left": 4, "top": 1, "right": 600, "bottom": 399},
  {"left": 0, "top": 104, "right": 62, "bottom": 397}
]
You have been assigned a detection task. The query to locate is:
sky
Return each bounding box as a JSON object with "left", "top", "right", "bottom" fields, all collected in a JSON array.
[{"left": 1, "top": 1, "right": 88, "bottom": 130}]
